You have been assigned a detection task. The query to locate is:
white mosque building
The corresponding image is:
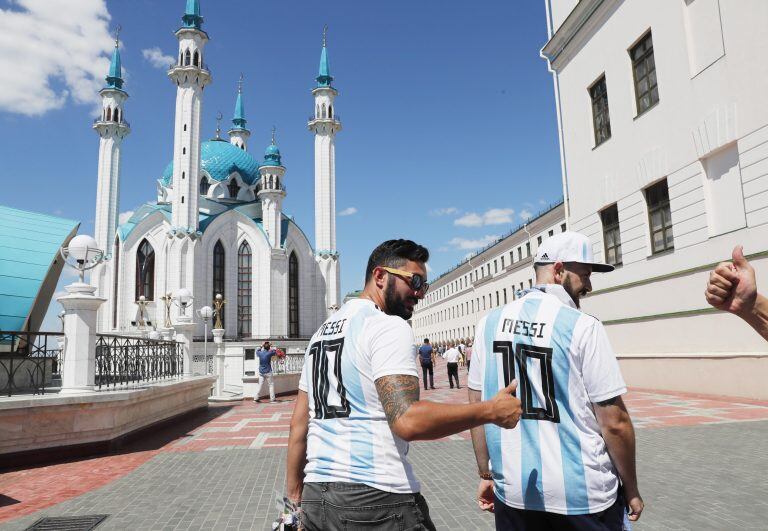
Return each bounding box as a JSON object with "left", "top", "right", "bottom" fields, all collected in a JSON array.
[{"left": 91, "top": 0, "right": 341, "bottom": 340}]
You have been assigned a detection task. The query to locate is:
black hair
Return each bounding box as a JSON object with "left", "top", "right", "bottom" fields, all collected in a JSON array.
[
  {"left": 364, "top": 239, "right": 430, "bottom": 285},
  {"left": 424, "top": 338, "right": 429, "bottom": 343}
]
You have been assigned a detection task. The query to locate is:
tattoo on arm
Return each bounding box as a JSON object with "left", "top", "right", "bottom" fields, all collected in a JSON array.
[{"left": 375, "top": 375, "right": 420, "bottom": 428}]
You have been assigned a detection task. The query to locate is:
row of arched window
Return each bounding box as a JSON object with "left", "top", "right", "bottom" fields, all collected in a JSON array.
[
  {"left": 132, "top": 238, "right": 300, "bottom": 337},
  {"left": 198, "top": 178, "right": 243, "bottom": 199},
  {"left": 316, "top": 103, "right": 333, "bottom": 119},
  {"left": 102, "top": 107, "right": 123, "bottom": 123},
  {"left": 179, "top": 48, "right": 201, "bottom": 68}
]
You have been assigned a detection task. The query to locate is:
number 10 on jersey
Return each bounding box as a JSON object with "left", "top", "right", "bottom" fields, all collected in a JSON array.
[{"left": 308, "top": 338, "right": 351, "bottom": 419}]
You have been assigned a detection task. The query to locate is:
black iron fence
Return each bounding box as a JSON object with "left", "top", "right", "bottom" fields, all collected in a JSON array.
[
  {"left": 95, "top": 334, "right": 183, "bottom": 390},
  {"left": 0, "top": 331, "right": 64, "bottom": 397}
]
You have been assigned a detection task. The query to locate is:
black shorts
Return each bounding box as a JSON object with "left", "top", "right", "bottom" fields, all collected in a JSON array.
[{"left": 494, "top": 490, "right": 626, "bottom": 531}]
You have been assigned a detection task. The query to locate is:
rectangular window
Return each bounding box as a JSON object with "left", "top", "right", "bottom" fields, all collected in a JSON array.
[
  {"left": 537, "top": 236, "right": 542, "bottom": 245},
  {"left": 501, "top": 256, "right": 505, "bottom": 269},
  {"left": 503, "top": 288, "right": 507, "bottom": 304},
  {"left": 589, "top": 75, "right": 611, "bottom": 145},
  {"left": 631, "top": 31, "right": 659, "bottom": 115},
  {"left": 646, "top": 179, "right": 674, "bottom": 253},
  {"left": 518, "top": 247, "right": 522, "bottom": 261},
  {"left": 494, "top": 260, "right": 498, "bottom": 273},
  {"left": 510, "top": 251, "right": 514, "bottom": 263},
  {"left": 561, "top": 223, "right": 567, "bottom": 232},
  {"left": 526, "top": 242, "right": 531, "bottom": 257},
  {"left": 496, "top": 291, "right": 500, "bottom": 306},
  {"left": 601, "top": 204, "right": 623, "bottom": 267},
  {"left": 548, "top": 230, "right": 554, "bottom": 237}
]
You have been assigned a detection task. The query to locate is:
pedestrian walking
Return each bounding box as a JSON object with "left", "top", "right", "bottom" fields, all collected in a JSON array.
[
  {"left": 458, "top": 341, "right": 466, "bottom": 367},
  {"left": 418, "top": 338, "right": 436, "bottom": 390},
  {"left": 255, "top": 341, "right": 277, "bottom": 403},
  {"left": 705, "top": 245, "right": 768, "bottom": 341},
  {"left": 469, "top": 232, "right": 643, "bottom": 530},
  {"left": 465, "top": 340, "right": 473, "bottom": 371},
  {"left": 443, "top": 343, "right": 461, "bottom": 389},
  {"left": 286, "top": 239, "right": 522, "bottom": 530}
]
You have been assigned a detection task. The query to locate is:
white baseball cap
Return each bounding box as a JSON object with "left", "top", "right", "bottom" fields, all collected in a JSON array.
[{"left": 534, "top": 231, "right": 614, "bottom": 273}]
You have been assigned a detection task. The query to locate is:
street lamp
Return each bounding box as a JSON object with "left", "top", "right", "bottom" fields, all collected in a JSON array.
[
  {"left": 197, "top": 305, "right": 213, "bottom": 374},
  {"left": 60, "top": 234, "right": 104, "bottom": 284},
  {"left": 173, "top": 287, "right": 194, "bottom": 318}
]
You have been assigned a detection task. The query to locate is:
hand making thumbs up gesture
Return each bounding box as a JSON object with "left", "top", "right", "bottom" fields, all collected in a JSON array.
[{"left": 706, "top": 245, "right": 768, "bottom": 341}]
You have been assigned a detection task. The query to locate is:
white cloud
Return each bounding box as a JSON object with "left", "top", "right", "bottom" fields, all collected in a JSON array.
[
  {"left": 338, "top": 207, "right": 357, "bottom": 216},
  {"left": 520, "top": 209, "right": 533, "bottom": 221},
  {"left": 425, "top": 262, "right": 433, "bottom": 273},
  {"left": 142, "top": 47, "right": 174, "bottom": 69},
  {"left": 448, "top": 235, "right": 500, "bottom": 251},
  {"left": 0, "top": 0, "right": 115, "bottom": 117},
  {"left": 429, "top": 207, "right": 459, "bottom": 217},
  {"left": 118, "top": 210, "right": 134, "bottom": 225},
  {"left": 454, "top": 213, "right": 483, "bottom": 227},
  {"left": 455, "top": 208, "right": 514, "bottom": 227}
]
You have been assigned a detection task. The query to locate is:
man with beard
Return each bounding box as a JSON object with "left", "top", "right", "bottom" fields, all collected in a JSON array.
[
  {"left": 469, "top": 232, "right": 643, "bottom": 530},
  {"left": 286, "top": 239, "right": 523, "bottom": 530}
]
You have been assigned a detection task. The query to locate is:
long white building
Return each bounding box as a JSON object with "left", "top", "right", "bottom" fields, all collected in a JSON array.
[
  {"left": 542, "top": 0, "right": 768, "bottom": 398},
  {"left": 411, "top": 202, "right": 565, "bottom": 345}
]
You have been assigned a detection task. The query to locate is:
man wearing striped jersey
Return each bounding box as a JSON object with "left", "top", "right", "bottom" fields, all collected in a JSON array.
[
  {"left": 286, "top": 239, "right": 523, "bottom": 530},
  {"left": 469, "top": 232, "right": 644, "bottom": 530}
]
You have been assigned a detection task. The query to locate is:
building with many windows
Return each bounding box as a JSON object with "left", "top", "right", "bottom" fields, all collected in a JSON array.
[
  {"left": 91, "top": 1, "right": 342, "bottom": 341},
  {"left": 542, "top": 0, "right": 768, "bottom": 398},
  {"left": 411, "top": 202, "right": 565, "bottom": 345}
]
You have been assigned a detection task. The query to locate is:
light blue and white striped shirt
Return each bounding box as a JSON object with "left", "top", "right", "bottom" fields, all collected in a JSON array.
[
  {"left": 299, "top": 298, "right": 421, "bottom": 493},
  {"left": 468, "top": 285, "right": 627, "bottom": 515}
]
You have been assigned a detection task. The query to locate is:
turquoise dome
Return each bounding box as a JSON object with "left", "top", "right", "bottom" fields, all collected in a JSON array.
[
  {"left": 160, "top": 140, "right": 260, "bottom": 186},
  {"left": 265, "top": 144, "right": 280, "bottom": 156},
  {"left": 263, "top": 142, "right": 283, "bottom": 167}
]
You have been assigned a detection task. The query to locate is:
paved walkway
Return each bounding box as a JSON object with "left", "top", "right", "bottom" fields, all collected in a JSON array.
[{"left": 2, "top": 358, "right": 768, "bottom": 530}]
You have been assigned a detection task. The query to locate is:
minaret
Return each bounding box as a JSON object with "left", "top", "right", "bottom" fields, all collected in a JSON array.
[
  {"left": 258, "top": 128, "right": 286, "bottom": 249},
  {"left": 228, "top": 75, "right": 250, "bottom": 151},
  {"left": 168, "top": 0, "right": 211, "bottom": 234},
  {"left": 93, "top": 29, "right": 130, "bottom": 257},
  {"left": 308, "top": 27, "right": 342, "bottom": 313}
]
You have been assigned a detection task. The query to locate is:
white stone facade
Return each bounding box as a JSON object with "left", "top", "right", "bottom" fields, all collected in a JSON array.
[
  {"left": 542, "top": 0, "right": 768, "bottom": 397},
  {"left": 92, "top": 6, "right": 338, "bottom": 343},
  {"left": 411, "top": 203, "right": 566, "bottom": 345}
]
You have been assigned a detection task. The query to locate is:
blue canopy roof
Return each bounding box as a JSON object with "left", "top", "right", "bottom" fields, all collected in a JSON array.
[
  {"left": 317, "top": 45, "right": 333, "bottom": 87},
  {"left": 105, "top": 44, "right": 124, "bottom": 90},
  {"left": 0, "top": 206, "right": 79, "bottom": 331},
  {"left": 160, "top": 140, "right": 261, "bottom": 186}
]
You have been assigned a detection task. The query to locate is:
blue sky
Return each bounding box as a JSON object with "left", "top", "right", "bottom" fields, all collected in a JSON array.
[{"left": 0, "top": 0, "right": 562, "bottom": 312}]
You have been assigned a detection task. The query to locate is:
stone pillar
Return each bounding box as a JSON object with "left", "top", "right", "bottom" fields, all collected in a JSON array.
[
  {"left": 211, "top": 328, "right": 226, "bottom": 398},
  {"left": 173, "top": 317, "right": 195, "bottom": 377},
  {"left": 57, "top": 282, "right": 106, "bottom": 394}
]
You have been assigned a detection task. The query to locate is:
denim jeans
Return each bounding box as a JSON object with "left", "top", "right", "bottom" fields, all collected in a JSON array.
[{"left": 301, "top": 482, "right": 436, "bottom": 530}]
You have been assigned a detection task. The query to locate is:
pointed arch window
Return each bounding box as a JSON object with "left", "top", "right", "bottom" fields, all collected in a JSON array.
[
  {"left": 184, "top": 49, "right": 191, "bottom": 66},
  {"left": 114, "top": 109, "right": 120, "bottom": 123},
  {"left": 227, "top": 179, "right": 241, "bottom": 199},
  {"left": 106, "top": 107, "right": 112, "bottom": 121},
  {"left": 237, "top": 241, "right": 252, "bottom": 337},
  {"left": 321, "top": 103, "right": 327, "bottom": 118},
  {"left": 199, "top": 177, "right": 209, "bottom": 195},
  {"left": 135, "top": 239, "right": 155, "bottom": 301},
  {"left": 289, "top": 252, "right": 299, "bottom": 337},
  {"left": 193, "top": 50, "right": 200, "bottom": 67},
  {"left": 329, "top": 104, "right": 333, "bottom": 118},
  {"left": 213, "top": 241, "right": 226, "bottom": 328}
]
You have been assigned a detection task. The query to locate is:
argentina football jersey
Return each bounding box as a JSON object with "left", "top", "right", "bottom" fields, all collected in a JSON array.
[
  {"left": 299, "top": 298, "right": 421, "bottom": 493},
  {"left": 468, "top": 285, "right": 627, "bottom": 515}
]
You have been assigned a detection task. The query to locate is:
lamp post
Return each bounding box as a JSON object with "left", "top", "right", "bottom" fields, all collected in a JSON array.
[
  {"left": 172, "top": 288, "right": 195, "bottom": 376},
  {"left": 57, "top": 235, "right": 106, "bottom": 394},
  {"left": 197, "top": 305, "right": 213, "bottom": 374},
  {"left": 173, "top": 287, "right": 194, "bottom": 321}
]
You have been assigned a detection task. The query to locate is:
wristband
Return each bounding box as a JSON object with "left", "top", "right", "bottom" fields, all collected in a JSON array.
[{"left": 478, "top": 471, "right": 493, "bottom": 480}]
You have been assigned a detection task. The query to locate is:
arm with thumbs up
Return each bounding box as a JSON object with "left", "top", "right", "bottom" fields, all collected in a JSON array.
[
  {"left": 375, "top": 375, "right": 522, "bottom": 442},
  {"left": 705, "top": 245, "right": 768, "bottom": 341}
]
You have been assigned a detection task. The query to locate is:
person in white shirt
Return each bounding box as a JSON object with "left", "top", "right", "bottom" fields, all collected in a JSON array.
[
  {"left": 443, "top": 344, "right": 461, "bottom": 389},
  {"left": 285, "top": 239, "right": 523, "bottom": 531},
  {"left": 469, "top": 231, "right": 643, "bottom": 530}
]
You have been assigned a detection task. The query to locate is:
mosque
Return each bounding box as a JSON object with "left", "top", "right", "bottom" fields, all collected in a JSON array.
[{"left": 91, "top": 0, "right": 341, "bottom": 340}]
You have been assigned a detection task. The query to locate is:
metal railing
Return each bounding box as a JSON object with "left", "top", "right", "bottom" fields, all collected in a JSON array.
[
  {"left": 271, "top": 353, "right": 304, "bottom": 375},
  {"left": 0, "top": 331, "right": 63, "bottom": 397},
  {"left": 95, "top": 334, "right": 183, "bottom": 390}
]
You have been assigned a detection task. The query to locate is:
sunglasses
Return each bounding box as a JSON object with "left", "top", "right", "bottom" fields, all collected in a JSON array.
[{"left": 380, "top": 266, "right": 430, "bottom": 293}]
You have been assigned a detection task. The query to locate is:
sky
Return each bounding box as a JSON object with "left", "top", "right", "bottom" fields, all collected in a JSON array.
[{"left": 0, "top": 0, "right": 563, "bottom": 326}]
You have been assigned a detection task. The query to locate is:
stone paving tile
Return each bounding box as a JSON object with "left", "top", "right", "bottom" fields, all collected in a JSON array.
[
  {"left": 4, "top": 421, "right": 768, "bottom": 530},
  {"left": 2, "top": 358, "right": 768, "bottom": 525}
]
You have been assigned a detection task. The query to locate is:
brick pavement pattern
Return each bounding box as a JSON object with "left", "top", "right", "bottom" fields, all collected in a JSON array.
[{"left": 3, "top": 359, "right": 768, "bottom": 529}]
